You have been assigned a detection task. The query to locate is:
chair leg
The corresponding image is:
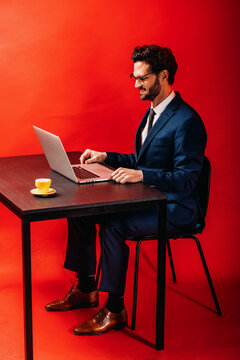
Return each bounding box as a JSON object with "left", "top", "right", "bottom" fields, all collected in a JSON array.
[
  {"left": 192, "top": 236, "right": 222, "bottom": 315},
  {"left": 167, "top": 239, "right": 177, "bottom": 283},
  {"left": 96, "top": 252, "right": 102, "bottom": 287},
  {"left": 131, "top": 240, "right": 142, "bottom": 330}
]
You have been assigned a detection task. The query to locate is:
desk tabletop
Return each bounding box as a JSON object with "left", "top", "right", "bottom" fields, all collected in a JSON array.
[{"left": 0, "top": 152, "right": 167, "bottom": 221}]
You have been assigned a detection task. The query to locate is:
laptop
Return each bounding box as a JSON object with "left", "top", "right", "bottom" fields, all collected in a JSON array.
[{"left": 33, "top": 126, "right": 113, "bottom": 184}]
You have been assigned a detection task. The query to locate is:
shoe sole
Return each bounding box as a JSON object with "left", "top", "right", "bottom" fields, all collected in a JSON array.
[
  {"left": 73, "top": 322, "right": 127, "bottom": 336},
  {"left": 45, "top": 301, "right": 99, "bottom": 312}
]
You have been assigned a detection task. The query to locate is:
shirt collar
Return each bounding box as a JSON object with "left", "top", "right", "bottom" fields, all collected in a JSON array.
[{"left": 151, "top": 90, "right": 176, "bottom": 118}]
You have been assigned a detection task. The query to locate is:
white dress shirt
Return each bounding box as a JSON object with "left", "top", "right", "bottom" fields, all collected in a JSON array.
[{"left": 141, "top": 90, "right": 176, "bottom": 146}]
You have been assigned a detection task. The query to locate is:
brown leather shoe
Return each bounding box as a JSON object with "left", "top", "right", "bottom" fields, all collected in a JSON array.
[
  {"left": 73, "top": 305, "right": 127, "bottom": 335},
  {"left": 45, "top": 286, "right": 99, "bottom": 311}
]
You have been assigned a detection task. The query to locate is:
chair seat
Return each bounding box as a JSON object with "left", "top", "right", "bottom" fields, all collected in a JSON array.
[{"left": 133, "top": 220, "right": 205, "bottom": 242}]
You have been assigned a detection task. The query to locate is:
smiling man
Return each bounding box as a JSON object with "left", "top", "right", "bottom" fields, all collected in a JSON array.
[{"left": 45, "top": 45, "right": 207, "bottom": 336}]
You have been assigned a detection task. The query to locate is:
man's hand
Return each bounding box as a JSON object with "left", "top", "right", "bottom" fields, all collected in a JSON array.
[
  {"left": 110, "top": 167, "right": 143, "bottom": 184},
  {"left": 80, "top": 149, "right": 107, "bottom": 164}
]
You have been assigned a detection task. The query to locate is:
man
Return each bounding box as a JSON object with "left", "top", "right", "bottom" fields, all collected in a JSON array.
[{"left": 45, "top": 45, "right": 207, "bottom": 335}]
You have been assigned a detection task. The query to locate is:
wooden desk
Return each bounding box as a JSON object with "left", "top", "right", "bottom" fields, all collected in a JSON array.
[{"left": 0, "top": 152, "right": 167, "bottom": 359}]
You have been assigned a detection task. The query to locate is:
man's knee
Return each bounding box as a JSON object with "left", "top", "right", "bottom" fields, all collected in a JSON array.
[{"left": 99, "top": 213, "right": 138, "bottom": 241}]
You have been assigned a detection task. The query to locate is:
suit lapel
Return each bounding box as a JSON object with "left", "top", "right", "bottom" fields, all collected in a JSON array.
[
  {"left": 135, "top": 92, "right": 182, "bottom": 163},
  {"left": 135, "top": 110, "right": 149, "bottom": 156}
]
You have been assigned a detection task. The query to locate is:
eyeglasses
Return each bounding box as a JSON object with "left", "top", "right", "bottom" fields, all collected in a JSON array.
[{"left": 130, "top": 72, "right": 155, "bottom": 84}]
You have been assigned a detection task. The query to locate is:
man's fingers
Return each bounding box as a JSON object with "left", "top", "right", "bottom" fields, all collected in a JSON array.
[
  {"left": 110, "top": 168, "right": 143, "bottom": 184},
  {"left": 112, "top": 174, "right": 125, "bottom": 182},
  {"left": 80, "top": 149, "right": 92, "bottom": 164},
  {"left": 85, "top": 156, "right": 96, "bottom": 164},
  {"left": 111, "top": 171, "right": 122, "bottom": 181},
  {"left": 110, "top": 168, "right": 124, "bottom": 178},
  {"left": 80, "top": 150, "right": 107, "bottom": 164},
  {"left": 110, "top": 168, "right": 128, "bottom": 183}
]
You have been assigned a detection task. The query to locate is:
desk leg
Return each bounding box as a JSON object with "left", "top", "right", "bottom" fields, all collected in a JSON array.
[
  {"left": 22, "top": 220, "right": 33, "bottom": 360},
  {"left": 156, "top": 199, "right": 167, "bottom": 350}
]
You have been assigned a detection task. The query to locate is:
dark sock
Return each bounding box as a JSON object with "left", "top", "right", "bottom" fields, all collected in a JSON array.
[
  {"left": 77, "top": 274, "right": 97, "bottom": 293},
  {"left": 106, "top": 292, "right": 125, "bottom": 313}
]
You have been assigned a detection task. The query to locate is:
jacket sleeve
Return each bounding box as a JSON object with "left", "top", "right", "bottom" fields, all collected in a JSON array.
[
  {"left": 105, "top": 152, "right": 137, "bottom": 169},
  {"left": 140, "top": 116, "right": 207, "bottom": 193}
]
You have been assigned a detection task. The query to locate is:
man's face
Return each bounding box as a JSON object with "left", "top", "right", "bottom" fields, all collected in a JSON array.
[{"left": 133, "top": 61, "right": 160, "bottom": 101}]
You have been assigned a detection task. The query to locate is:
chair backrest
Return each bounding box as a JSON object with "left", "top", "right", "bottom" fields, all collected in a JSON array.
[{"left": 196, "top": 156, "right": 211, "bottom": 232}]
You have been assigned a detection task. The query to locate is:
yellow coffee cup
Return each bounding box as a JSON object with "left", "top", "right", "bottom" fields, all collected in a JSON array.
[{"left": 35, "top": 178, "right": 51, "bottom": 194}]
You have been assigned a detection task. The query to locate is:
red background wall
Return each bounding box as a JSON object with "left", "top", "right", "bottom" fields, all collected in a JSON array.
[{"left": 0, "top": 0, "right": 239, "bottom": 287}]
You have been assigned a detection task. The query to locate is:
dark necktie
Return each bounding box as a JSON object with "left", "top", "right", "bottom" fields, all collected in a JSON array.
[
  {"left": 137, "top": 108, "right": 156, "bottom": 154},
  {"left": 147, "top": 108, "right": 156, "bottom": 134}
]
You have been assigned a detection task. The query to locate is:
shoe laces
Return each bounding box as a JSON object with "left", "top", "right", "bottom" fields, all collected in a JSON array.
[
  {"left": 94, "top": 306, "right": 107, "bottom": 325},
  {"left": 65, "top": 279, "right": 78, "bottom": 301}
]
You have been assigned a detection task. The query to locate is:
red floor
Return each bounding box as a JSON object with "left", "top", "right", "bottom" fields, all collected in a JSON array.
[{"left": 0, "top": 215, "right": 240, "bottom": 359}]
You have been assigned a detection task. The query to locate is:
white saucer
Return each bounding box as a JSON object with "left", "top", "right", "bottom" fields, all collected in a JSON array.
[{"left": 30, "top": 188, "right": 56, "bottom": 197}]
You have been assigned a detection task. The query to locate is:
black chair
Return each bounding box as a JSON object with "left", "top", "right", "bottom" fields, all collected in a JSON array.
[
  {"left": 130, "top": 156, "right": 221, "bottom": 332},
  {"left": 96, "top": 156, "right": 221, "bottom": 338}
]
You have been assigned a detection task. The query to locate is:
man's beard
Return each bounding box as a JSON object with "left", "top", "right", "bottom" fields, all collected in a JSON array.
[{"left": 139, "top": 77, "right": 161, "bottom": 101}]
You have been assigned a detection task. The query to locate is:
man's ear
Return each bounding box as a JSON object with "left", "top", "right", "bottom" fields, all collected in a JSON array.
[{"left": 161, "top": 70, "right": 169, "bottom": 81}]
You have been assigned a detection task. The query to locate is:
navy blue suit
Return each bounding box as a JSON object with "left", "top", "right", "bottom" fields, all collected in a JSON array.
[{"left": 64, "top": 92, "right": 207, "bottom": 294}]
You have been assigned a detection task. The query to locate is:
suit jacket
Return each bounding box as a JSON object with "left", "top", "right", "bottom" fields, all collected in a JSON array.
[{"left": 105, "top": 92, "right": 207, "bottom": 232}]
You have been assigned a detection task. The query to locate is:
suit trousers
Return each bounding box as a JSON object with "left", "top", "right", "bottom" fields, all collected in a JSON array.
[{"left": 64, "top": 209, "right": 176, "bottom": 295}]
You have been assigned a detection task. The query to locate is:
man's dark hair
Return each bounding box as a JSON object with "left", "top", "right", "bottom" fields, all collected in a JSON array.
[{"left": 131, "top": 45, "right": 178, "bottom": 85}]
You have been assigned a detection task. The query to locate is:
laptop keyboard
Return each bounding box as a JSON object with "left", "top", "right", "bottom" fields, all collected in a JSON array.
[{"left": 73, "top": 166, "right": 100, "bottom": 179}]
